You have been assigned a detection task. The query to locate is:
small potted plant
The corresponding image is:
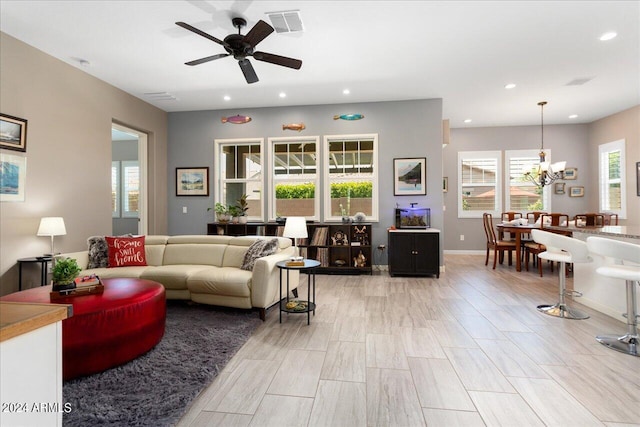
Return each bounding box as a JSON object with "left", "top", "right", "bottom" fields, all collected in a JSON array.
[
  {"left": 236, "top": 194, "right": 249, "bottom": 224},
  {"left": 228, "top": 205, "right": 242, "bottom": 223},
  {"left": 209, "top": 202, "right": 230, "bottom": 223},
  {"left": 52, "top": 257, "right": 81, "bottom": 292}
]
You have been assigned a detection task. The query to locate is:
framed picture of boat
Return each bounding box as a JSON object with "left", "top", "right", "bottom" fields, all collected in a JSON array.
[
  {"left": 394, "top": 157, "right": 426, "bottom": 196},
  {"left": 0, "top": 113, "right": 27, "bottom": 152}
]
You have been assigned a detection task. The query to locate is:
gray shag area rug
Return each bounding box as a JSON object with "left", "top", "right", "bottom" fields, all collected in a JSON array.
[{"left": 63, "top": 301, "right": 263, "bottom": 427}]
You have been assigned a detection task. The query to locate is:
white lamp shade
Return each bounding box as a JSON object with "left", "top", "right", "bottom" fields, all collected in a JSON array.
[
  {"left": 283, "top": 217, "right": 308, "bottom": 239},
  {"left": 37, "top": 217, "right": 67, "bottom": 236}
]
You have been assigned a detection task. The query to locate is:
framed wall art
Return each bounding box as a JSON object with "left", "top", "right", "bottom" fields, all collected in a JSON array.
[
  {"left": 569, "top": 186, "right": 584, "bottom": 197},
  {"left": 563, "top": 167, "right": 577, "bottom": 180},
  {"left": 176, "top": 167, "right": 209, "bottom": 196},
  {"left": 0, "top": 152, "right": 27, "bottom": 202},
  {"left": 394, "top": 157, "right": 426, "bottom": 196},
  {"left": 0, "top": 113, "right": 28, "bottom": 152},
  {"left": 554, "top": 182, "right": 565, "bottom": 195}
]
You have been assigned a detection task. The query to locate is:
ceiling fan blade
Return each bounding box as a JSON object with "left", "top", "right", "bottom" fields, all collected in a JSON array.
[
  {"left": 185, "top": 53, "right": 230, "bottom": 66},
  {"left": 238, "top": 59, "right": 259, "bottom": 84},
  {"left": 175, "top": 21, "right": 228, "bottom": 47},
  {"left": 243, "top": 20, "right": 274, "bottom": 48},
  {"left": 253, "top": 51, "right": 302, "bottom": 70}
]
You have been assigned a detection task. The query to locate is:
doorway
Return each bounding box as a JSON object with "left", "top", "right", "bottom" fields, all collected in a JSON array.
[{"left": 111, "top": 123, "right": 148, "bottom": 235}]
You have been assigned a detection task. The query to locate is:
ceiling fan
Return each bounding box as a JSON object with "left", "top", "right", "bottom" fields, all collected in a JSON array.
[{"left": 176, "top": 18, "right": 302, "bottom": 84}]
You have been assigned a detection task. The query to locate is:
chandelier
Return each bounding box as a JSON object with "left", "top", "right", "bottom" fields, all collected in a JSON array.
[{"left": 524, "top": 101, "right": 566, "bottom": 188}]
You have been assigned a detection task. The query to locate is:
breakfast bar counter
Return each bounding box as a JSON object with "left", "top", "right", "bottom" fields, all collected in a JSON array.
[{"left": 564, "top": 226, "right": 640, "bottom": 322}]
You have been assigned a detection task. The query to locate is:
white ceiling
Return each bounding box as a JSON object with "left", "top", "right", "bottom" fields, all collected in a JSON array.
[{"left": 1, "top": 1, "right": 638, "bottom": 127}]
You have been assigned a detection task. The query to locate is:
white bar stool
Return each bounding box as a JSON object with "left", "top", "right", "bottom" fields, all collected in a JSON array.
[
  {"left": 531, "top": 230, "right": 591, "bottom": 319},
  {"left": 586, "top": 236, "right": 640, "bottom": 357}
]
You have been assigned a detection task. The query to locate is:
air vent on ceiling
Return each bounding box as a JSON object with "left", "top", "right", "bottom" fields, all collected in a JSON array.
[
  {"left": 266, "top": 10, "right": 304, "bottom": 33},
  {"left": 565, "top": 77, "right": 594, "bottom": 86},
  {"left": 144, "top": 92, "right": 177, "bottom": 101}
]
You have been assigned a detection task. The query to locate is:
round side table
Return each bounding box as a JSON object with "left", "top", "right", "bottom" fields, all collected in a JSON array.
[{"left": 276, "top": 259, "right": 320, "bottom": 325}]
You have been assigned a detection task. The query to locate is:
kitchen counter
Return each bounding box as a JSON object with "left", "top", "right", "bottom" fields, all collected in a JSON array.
[{"left": 0, "top": 302, "right": 71, "bottom": 342}]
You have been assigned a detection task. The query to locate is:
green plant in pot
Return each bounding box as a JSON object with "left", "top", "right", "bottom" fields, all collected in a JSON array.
[
  {"left": 209, "top": 202, "right": 230, "bottom": 223},
  {"left": 236, "top": 194, "right": 249, "bottom": 224},
  {"left": 52, "top": 257, "right": 81, "bottom": 291},
  {"left": 228, "top": 205, "right": 242, "bottom": 223}
]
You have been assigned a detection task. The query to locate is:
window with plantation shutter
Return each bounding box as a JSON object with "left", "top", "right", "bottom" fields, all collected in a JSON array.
[
  {"left": 599, "top": 139, "right": 626, "bottom": 218},
  {"left": 458, "top": 151, "right": 501, "bottom": 218},
  {"left": 122, "top": 161, "right": 139, "bottom": 218},
  {"left": 505, "top": 149, "right": 550, "bottom": 212}
]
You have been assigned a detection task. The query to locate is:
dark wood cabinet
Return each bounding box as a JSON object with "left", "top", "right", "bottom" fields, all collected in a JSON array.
[
  {"left": 207, "top": 222, "right": 372, "bottom": 275},
  {"left": 388, "top": 230, "right": 439, "bottom": 277}
]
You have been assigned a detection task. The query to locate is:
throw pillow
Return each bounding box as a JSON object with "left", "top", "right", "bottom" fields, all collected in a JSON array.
[
  {"left": 106, "top": 235, "right": 147, "bottom": 267},
  {"left": 241, "top": 238, "right": 279, "bottom": 271},
  {"left": 87, "top": 236, "right": 109, "bottom": 269}
]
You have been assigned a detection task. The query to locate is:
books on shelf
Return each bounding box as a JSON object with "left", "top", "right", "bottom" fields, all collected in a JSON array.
[
  {"left": 276, "top": 226, "right": 285, "bottom": 237},
  {"left": 299, "top": 247, "right": 308, "bottom": 259},
  {"left": 316, "top": 247, "right": 329, "bottom": 267},
  {"left": 311, "top": 227, "right": 329, "bottom": 246}
]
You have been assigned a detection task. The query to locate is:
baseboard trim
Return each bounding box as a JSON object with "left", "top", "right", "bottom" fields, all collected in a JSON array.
[{"left": 444, "top": 250, "right": 485, "bottom": 255}]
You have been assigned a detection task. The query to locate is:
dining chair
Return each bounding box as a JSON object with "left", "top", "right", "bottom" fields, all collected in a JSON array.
[
  {"left": 526, "top": 211, "right": 547, "bottom": 224},
  {"left": 600, "top": 212, "right": 619, "bottom": 225},
  {"left": 501, "top": 211, "right": 523, "bottom": 221},
  {"left": 540, "top": 213, "right": 569, "bottom": 227},
  {"left": 574, "top": 213, "right": 604, "bottom": 227},
  {"left": 483, "top": 213, "right": 517, "bottom": 269}
]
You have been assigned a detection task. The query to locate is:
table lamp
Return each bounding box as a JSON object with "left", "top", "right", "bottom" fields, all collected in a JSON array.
[
  {"left": 37, "top": 217, "right": 66, "bottom": 256},
  {"left": 283, "top": 216, "right": 307, "bottom": 261}
]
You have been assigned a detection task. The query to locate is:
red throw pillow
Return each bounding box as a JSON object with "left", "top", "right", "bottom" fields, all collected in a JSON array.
[{"left": 106, "top": 236, "right": 147, "bottom": 267}]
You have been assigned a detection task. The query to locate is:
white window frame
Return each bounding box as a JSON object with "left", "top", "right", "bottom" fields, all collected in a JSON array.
[
  {"left": 214, "top": 138, "right": 264, "bottom": 221},
  {"left": 458, "top": 151, "right": 502, "bottom": 218},
  {"left": 268, "top": 136, "right": 320, "bottom": 221},
  {"left": 504, "top": 149, "right": 551, "bottom": 213},
  {"left": 121, "top": 160, "right": 140, "bottom": 218},
  {"left": 598, "top": 139, "right": 626, "bottom": 219},
  {"left": 111, "top": 161, "right": 120, "bottom": 218},
  {"left": 323, "top": 134, "right": 379, "bottom": 222}
]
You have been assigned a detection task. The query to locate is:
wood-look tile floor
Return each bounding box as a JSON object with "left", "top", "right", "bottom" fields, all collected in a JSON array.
[{"left": 177, "top": 255, "right": 640, "bottom": 427}]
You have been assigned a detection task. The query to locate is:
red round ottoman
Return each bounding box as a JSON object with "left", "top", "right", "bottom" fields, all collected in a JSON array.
[{"left": 0, "top": 278, "right": 165, "bottom": 380}]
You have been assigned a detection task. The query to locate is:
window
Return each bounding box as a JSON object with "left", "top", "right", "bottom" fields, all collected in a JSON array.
[
  {"left": 323, "top": 134, "right": 378, "bottom": 221},
  {"left": 214, "top": 138, "right": 264, "bottom": 220},
  {"left": 505, "top": 149, "right": 550, "bottom": 213},
  {"left": 111, "top": 160, "right": 139, "bottom": 218},
  {"left": 111, "top": 161, "right": 120, "bottom": 218},
  {"left": 269, "top": 136, "right": 320, "bottom": 220},
  {"left": 458, "top": 151, "right": 501, "bottom": 218},
  {"left": 599, "top": 139, "right": 626, "bottom": 218}
]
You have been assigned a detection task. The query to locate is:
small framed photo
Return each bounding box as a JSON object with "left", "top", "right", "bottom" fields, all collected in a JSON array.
[
  {"left": 554, "top": 182, "right": 565, "bottom": 195},
  {"left": 394, "top": 157, "right": 426, "bottom": 196},
  {"left": 569, "top": 186, "right": 584, "bottom": 197},
  {"left": 176, "top": 167, "right": 209, "bottom": 196},
  {"left": 443, "top": 177, "right": 448, "bottom": 193},
  {"left": 0, "top": 114, "right": 28, "bottom": 152},
  {"left": 563, "top": 167, "right": 577, "bottom": 180},
  {"left": 0, "top": 152, "right": 27, "bottom": 202}
]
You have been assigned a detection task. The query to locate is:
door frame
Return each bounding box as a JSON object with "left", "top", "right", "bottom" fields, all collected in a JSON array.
[{"left": 112, "top": 122, "right": 148, "bottom": 235}]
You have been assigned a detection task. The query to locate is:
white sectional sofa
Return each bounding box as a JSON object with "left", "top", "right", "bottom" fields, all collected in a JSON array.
[{"left": 63, "top": 235, "right": 299, "bottom": 320}]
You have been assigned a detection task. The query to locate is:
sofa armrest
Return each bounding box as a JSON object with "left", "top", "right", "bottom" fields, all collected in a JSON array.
[
  {"left": 251, "top": 247, "right": 300, "bottom": 309},
  {"left": 59, "top": 251, "right": 90, "bottom": 270}
]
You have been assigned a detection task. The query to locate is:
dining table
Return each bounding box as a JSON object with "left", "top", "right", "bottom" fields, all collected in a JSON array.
[{"left": 495, "top": 223, "right": 573, "bottom": 272}]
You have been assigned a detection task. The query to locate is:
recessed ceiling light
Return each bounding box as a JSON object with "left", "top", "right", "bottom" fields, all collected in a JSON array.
[
  {"left": 343, "top": 89, "right": 350, "bottom": 95},
  {"left": 279, "top": 92, "right": 286, "bottom": 98},
  {"left": 504, "top": 83, "right": 516, "bottom": 89},
  {"left": 223, "top": 95, "right": 231, "bottom": 101},
  {"left": 569, "top": 114, "right": 578, "bottom": 119},
  {"left": 599, "top": 32, "right": 617, "bottom": 41},
  {"left": 464, "top": 119, "right": 472, "bottom": 124}
]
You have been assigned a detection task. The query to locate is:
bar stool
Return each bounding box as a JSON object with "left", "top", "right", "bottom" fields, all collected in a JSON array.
[
  {"left": 531, "top": 229, "right": 591, "bottom": 319},
  {"left": 586, "top": 237, "right": 639, "bottom": 357}
]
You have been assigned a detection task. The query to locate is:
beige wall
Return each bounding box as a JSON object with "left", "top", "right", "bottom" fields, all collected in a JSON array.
[
  {"left": 587, "top": 105, "right": 640, "bottom": 225},
  {"left": 0, "top": 33, "right": 168, "bottom": 295}
]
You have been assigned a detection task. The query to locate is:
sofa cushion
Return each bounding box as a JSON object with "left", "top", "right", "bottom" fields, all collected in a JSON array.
[
  {"left": 187, "top": 267, "right": 252, "bottom": 298},
  {"left": 83, "top": 266, "right": 150, "bottom": 279},
  {"left": 140, "top": 265, "right": 211, "bottom": 290},
  {"left": 87, "top": 236, "right": 109, "bottom": 269},
  {"left": 162, "top": 243, "right": 227, "bottom": 267},
  {"left": 240, "top": 238, "right": 279, "bottom": 271},
  {"left": 106, "top": 236, "right": 147, "bottom": 267}
]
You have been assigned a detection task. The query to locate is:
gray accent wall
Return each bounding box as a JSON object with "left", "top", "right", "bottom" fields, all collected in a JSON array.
[{"left": 168, "top": 99, "right": 444, "bottom": 266}]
